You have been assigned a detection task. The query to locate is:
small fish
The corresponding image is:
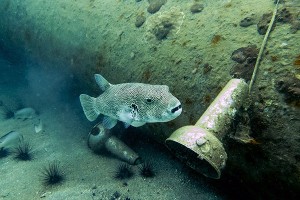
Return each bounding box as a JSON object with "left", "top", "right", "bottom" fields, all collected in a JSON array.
[
  {"left": 0, "top": 131, "right": 22, "bottom": 149},
  {"left": 79, "top": 74, "right": 182, "bottom": 129},
  {"left": 14, "top": 107, "right": 36, "bottom": 120}
]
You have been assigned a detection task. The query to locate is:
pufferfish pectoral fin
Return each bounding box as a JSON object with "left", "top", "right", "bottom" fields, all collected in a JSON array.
[
  {"left": 79, "top": 94, "right": 99, "bottom": 121},
  {"left": 102, "top": 116, "right": 118, "bottom": 129},
  {"left": 123, "top": 122, "right": 131, "bottom": 129},
  {"left": 94, "top": 74, "right": 111, "bottom": 91}
]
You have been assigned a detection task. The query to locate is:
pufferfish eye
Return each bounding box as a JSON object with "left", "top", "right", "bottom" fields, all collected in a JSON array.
[{"left": 145, "top": 98, "right": 153, "bottom": 103}]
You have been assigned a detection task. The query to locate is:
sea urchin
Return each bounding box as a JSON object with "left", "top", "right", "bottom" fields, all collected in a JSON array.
[
  {"left": 113, "top": 163, "right": 134, "bottom": 180},
  {"left": 14, "top": 141, "right": 33, "bottom": 161},
  {"left": 139, "top": 161, "right": 155, "bottom": 178},
  {"left": 1, "top": 107, "right": 14, "bottom": 119},
  {"left": 0, "top": 147, "right": 10, "bottom": 158},
  {"left": 41, "top": 161, "right": 64, "bottom": 186}
]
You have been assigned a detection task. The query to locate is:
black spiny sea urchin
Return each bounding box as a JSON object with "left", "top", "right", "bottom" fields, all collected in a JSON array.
[
  {"left": 139, "top": 161, "right": 155, "bottom": 178},
  {"left": 41, "top": 161, "right": 65, "bottom": 186},
  {"left": 113, "top": 163, "right": 134, "bottom": 180},
  {"left": 2, "top": 107, "right": 14, "bottom": 119},
  {"left": 0, "top": 147, "right": 10, "bottom": 158},
  {"left": 14, "top": 141, "right": 33, "bottom": 161}
]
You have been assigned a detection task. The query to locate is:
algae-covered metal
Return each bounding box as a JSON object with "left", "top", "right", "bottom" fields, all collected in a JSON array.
[{"left": 166, "top": 79, "right": 248, "bottom": 179}]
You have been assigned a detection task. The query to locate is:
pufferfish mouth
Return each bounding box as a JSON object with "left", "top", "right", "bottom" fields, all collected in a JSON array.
[
  {"left": 158, "top": 103, "right": 182, "bottom": 122},
  {"left": 171, "top": 104, "right": 182, "bottom": 114}
]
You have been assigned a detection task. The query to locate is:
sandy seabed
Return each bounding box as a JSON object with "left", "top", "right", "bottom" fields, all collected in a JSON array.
[
  {"left": 0, "top": 62, "right": 222, "bottom": 200},
  {"left": 1, "top": 0, "right": 299, "bottom": 199}
]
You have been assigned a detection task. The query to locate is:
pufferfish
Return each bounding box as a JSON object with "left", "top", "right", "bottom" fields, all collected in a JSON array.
[{"left": 79, "top": 74, "right": 182, "bottom": 129}]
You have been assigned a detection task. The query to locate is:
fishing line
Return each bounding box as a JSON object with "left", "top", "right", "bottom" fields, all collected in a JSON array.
[{"left": 248, "top": 0, "right": 280, "bottom": 93}]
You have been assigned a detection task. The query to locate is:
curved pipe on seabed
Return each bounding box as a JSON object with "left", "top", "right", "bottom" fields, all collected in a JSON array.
[
  {"left": 166, "top": 79, "right": 249, "bottom": 179},
  {"left": 87, "top": 123, "right": 142, "bottom": 165}
]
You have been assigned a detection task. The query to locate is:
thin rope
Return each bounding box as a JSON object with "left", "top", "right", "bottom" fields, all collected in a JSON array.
[{"left": 248, "top": 0, "right": 280, "bottom": 93}]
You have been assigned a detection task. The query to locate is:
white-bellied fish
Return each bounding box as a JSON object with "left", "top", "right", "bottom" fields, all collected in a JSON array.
[
  {"left": 14, "top": 107, "right": 36, "bottom": 120},
  {"left": 0, "top": 131, "right": 22, "bottom": 149},
  {"left": 79, "top": 74, "right": 182, "bottom": 129}
]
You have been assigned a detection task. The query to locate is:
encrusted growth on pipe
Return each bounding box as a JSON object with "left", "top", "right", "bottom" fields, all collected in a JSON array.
[
  {"left": 197, "top": 79, "right": 248, "bottom": 139},
  {"left": 166, "top": 79, "right": 249, "bottom": 179}
]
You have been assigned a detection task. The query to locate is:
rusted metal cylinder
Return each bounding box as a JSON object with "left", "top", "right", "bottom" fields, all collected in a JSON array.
[
  {"left": 88, "top": 123, "right": 142, "bottom": 165},
  {"left": 166, "top": 79, "right": 248, "bottom": 179}
]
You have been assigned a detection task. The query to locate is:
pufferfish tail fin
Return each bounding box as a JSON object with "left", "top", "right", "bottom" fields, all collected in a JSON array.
[{"left": 79, "top": 94, "right": 99, "bottom": 121}]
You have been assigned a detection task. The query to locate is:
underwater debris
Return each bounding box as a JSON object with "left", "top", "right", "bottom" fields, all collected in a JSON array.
[
  {"left": 113, "top": 163, "right": 134, "bottom": 180},
  {"left": 190, "top": 3, "right": 204, "bottom": 14},
  {"left": 139, "top": 161, "right": 155, "bottom": 178},
  {"left": 14, "top": 140, "right": 33, "bottom": 161},
  {"left": 147, "top": 0, "right": 166, "bottom": 14},
  {"left": 239, "top": 16, "right": 255, "bottom": 27},
  {"left": 135, "top": 14, "right": 146, "bottom": 28},
  {"left": 230, "top": 45, "right": 259, "bottom": 81},
  {"left": 41, "top": 161, "right": 65, "bottom": 186},
  {"left": 87, "top": 123, "right": 141, "bottom": 165},
  {"left": 257, "top": 12, "right": 276, "bottom": 35}
]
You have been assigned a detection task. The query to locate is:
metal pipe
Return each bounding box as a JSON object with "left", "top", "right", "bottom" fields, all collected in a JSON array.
[
  {"left": 166, "top": 79, "right": 248, "bottom": 179},
  {"left": 88, "top": 123, "right": 142, "bottom": 165}
]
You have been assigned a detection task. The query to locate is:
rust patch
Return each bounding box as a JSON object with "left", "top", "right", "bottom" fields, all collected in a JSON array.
[
  {"left": 211, "top": 34, "right": 222, "bottom": 45},
  {"left": 294, "top": 54, "right": 300, "bottom": 66},
  {"left": 142, "top": 69, "right": 151, "bottom": 82}
]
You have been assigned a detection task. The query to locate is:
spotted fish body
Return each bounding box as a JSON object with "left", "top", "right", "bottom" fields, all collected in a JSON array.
[{"left": 79, "top": 74, "right": 182, "bottom": 129}]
